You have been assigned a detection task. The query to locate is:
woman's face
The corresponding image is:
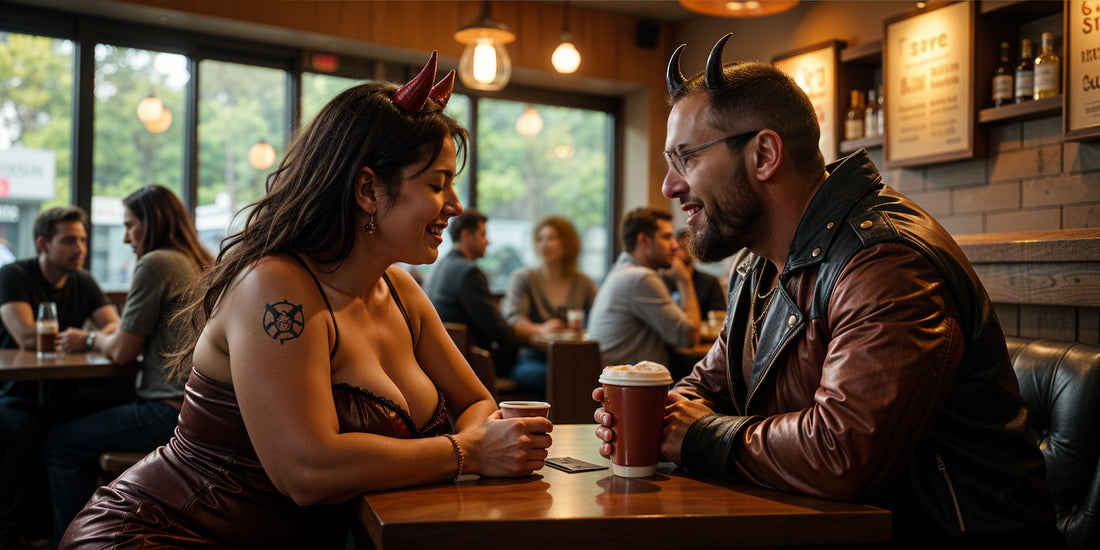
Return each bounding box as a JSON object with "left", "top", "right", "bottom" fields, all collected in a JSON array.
[
  {"left": 536, "top": 224, "right": 564, "bottom": 265},
  {"left": 122, "top": 207, "right": 145, "bottom": 258},
  {"left": 377, "top": 137, "right": 461, "bottom": 265}
]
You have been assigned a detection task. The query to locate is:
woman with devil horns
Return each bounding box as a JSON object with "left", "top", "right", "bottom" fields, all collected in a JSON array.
[{"left": 61, "top": 52, "right": 552, "bottom": 549}]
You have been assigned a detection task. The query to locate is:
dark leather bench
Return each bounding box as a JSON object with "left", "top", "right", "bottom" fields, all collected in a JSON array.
[{"left": 1006, "top": 336, "right": 1100, "bottom": 549}]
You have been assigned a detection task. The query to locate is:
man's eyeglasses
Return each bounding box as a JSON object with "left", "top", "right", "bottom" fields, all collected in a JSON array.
[{"left": 663, "top": 129, "right": 762, "bottom": 177}]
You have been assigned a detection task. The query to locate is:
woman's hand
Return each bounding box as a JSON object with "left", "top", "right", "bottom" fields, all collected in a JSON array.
[{"left": 461, "top": 410, "right": 553, "bottom": 478}]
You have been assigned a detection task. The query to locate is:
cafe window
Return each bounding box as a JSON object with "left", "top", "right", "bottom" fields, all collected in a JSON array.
[
  {"left": 474, "top": 98, "right": 611, "bottom": 293},
  {"left": 90, "top": 45, "right": 189, "bottom": 290},
  {"left": 196, "top": 59, "right": 288, "bottom": 257},
  {"left": 0, "top": 31, "right": 74, "bottom": 265}
]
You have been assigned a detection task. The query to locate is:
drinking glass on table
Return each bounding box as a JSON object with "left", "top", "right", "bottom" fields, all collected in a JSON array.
[{"left": 37, "top": 301, "right": 59, "bottom": 358}]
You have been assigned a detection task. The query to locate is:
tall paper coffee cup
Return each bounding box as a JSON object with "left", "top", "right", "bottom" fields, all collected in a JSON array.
[{"left": 599, "top": 361, "right": 673, "bottom": 478}]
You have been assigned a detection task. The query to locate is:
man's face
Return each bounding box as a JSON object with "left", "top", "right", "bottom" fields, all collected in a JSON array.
[
  {"left": 661, "top": 93, "right": 764, "bottom": 263},
  {"left": 462, "top": 221, "right": 489, "bottom": 260},
  {"left": 39, "top": 220, "right": 87, "bottom": 273},
  {"left": 640, "top": 218, "right": 676, "bottom": 270}
]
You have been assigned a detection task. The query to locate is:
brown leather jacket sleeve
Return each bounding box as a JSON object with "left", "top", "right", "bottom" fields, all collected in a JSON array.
[{"left": 679, "top": 243, "right": 966, "bottom": 501}]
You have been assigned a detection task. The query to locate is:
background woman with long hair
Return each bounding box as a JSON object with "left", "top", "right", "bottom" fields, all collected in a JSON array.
[
  {"left": 502, "top": 216, "right": 598, "bottom": 395},
  {"left": 61, "top": 53, "right": 551, "bottom": 549},
  {"left": 43, "top": 184, "right": 212, "bottom": 546}
]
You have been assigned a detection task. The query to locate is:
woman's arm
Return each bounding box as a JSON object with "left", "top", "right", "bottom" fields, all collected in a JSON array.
[{"left": 224, "top": 260, "right": 550, "bottom": 506}]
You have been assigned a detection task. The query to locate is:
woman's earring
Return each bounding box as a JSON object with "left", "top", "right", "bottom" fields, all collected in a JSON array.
[{"left": 365, "top": 213, "right": 376, "bottom": 235}]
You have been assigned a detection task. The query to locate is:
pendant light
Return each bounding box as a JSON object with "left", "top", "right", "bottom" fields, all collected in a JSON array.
[
  {"left": 453, "top": 0, "right": 515, "bottom": 91},
  {"left": 678, "top": 0, "right": 799, "bottom": 18},
  {"left": 143, "top": 107, "right": 172, "bottom": 133},
  {"left": 515, "top": 105, "right": 544, "bottom": 137},
  {"left": 136, "top": 93, "right": 164, "bottom": 123},
  {"left": 248, "top": 140, "right": 276, "bottom": 170},
  {"left": 552, "top": 2, "right": 581, "bottom": 74}
]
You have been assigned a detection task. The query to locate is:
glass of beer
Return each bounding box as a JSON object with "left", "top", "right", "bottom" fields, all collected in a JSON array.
[{"left": 37, "top": 301, "right": 58, "bottom": 359}]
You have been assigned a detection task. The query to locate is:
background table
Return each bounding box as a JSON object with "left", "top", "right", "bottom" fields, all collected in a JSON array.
[
  {"left": 357, "top": 424, "right": 891, "bottom": 549},
  {"left": 0, "top": 348, "right": 137, "bottom": 381}
]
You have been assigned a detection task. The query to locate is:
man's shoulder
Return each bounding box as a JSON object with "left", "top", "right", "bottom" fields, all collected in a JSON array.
[{"left": 0, "top": 258, "right": 36, "bottom": 277}]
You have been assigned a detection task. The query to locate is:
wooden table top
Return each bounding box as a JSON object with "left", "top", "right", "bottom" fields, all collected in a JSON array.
[
  {"left": 0, "top": 348, "right": 137, "bottom": 381},
  {"left": 357, "top": 424, "right": 891, "bottom": 549}
]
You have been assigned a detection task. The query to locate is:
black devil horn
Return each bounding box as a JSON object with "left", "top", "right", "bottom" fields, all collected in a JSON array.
[
  {"left": 705, "top": 33, "right": 733, "bottom": 90},
  {"left": 666, "top": 44, "right": 686, "bottom": 96}
]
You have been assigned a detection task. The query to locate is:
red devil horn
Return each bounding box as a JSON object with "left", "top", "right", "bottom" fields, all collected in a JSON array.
[
  {"left": 429, "top": 70, "right": 455, "bottom": 108},
  {"left": 393, "top": 51, "right": 438, "bottom": 112}
]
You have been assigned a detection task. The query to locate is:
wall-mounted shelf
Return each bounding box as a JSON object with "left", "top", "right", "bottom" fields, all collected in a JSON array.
[
  {"left": 978, "top": 95, "right": 1061, "bottom": 124},
  {"left": 839, "top": 135, "right": 883, "bottom": 154}
]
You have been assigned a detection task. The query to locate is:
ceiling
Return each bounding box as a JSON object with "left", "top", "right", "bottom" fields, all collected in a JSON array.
[{"left": 566, "top": 1, "right": 699, "bottom": 23}]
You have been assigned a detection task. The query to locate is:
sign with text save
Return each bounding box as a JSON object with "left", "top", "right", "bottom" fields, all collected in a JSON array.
[
  {"left": 773, "top": 41, "right": 842, "bottom": 163},
  {"left": 884, "top": 1, "right": 974, "bottom": 167},
  {"left": 1066, "top": 0, "right": 1100, "bottom": 140}
]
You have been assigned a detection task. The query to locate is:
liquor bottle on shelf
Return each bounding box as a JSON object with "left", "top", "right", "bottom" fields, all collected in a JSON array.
[
  {"left": 844, "top": 90, "right": 864, "bottom": 140},
  {"left": 864, "top": 89, "right": 879, "bottom": 137},
  {"left": 1014, "top": 38, "right": 1034, "bottom": 103},
  {"left": 875, "top": 86, "right": 884, "bottom": 136},
  {"left": 1034, "top": 32, "right": 1060, "bottom": 99},
  {"left": 992, "top": 41, "right": 1014, "bottom": 107}
]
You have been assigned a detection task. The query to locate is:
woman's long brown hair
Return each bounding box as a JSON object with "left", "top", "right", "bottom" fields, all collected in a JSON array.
[
  {"left": 123, "top": 184, "right": 213, "bottom": 270},
  {"left": 166, "top": 82, "right": 468, "bottom": 379}
]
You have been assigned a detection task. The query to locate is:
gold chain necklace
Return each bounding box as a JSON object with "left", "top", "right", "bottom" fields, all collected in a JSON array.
[{"left": 749, "top": 266, "right": 777, "bottom": 356}]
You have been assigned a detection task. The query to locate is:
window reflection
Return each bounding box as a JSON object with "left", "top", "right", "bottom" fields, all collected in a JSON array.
[
  {"left": 0, "top": 32, "right": 74, "bottom": 265},
  {"left": 197, "top": 60, "right": 287, "bottom": 256},
  {"left": 91, "top": 45, "right": 189, "bottom": 289},
  {"left": 475, "top": 98, "right": 609, "bottom": 292}
]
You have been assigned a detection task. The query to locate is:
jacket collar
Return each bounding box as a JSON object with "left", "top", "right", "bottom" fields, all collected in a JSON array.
[{"left": 784, "top": 149, "right": 883, "bottom": 274}]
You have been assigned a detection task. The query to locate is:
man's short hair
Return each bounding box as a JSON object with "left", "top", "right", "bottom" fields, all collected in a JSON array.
[
  {"left": 448, "top": 208, "right": 487, "bottom": 241},
  {"left": 620, "top": 207, "right": 671, "bottom": 253},
  {"left": 33, "top": 206, "right": 87, "bottom": 243}
]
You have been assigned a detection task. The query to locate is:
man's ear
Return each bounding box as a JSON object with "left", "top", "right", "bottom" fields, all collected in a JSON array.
[
  {"left": 34, "top": 236, "right": 47, "bottom": 255},
  {"left": 752, "top": 130, "right": 782, "bottom": 182},
  {"left": 355, "top": 167, "right": 379, "bottom": 214}
]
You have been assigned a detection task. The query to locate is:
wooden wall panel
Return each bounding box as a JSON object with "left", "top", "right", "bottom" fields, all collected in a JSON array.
[{"left": 1019, "top": 305, "right": 1077, "bottom": 341}]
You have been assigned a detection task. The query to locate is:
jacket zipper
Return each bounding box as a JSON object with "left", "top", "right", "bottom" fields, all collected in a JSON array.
[{"left": 935, "top": 453, "right": 967, "bottom": 533}]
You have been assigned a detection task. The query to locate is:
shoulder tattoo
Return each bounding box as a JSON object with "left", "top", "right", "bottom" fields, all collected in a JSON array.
[{"left": 263, "top": 299, "right": 304, "bottom": 344}]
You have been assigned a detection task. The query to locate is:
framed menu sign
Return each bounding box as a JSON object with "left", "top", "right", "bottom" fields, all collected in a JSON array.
[
  {"left": 773, "top": 41, "right": 843, "bottom": 163},
  {"left": 1066, "top": 0, "right": 1100, "bottom": 141},
  {"left": 884, "top": 1, "right": 975, "bottom": 167}
]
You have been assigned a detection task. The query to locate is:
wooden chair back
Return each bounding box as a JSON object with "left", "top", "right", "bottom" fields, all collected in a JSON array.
[
  {"left": 443, "top": 322, "right": 470, "bottom": 360},
  {"left": 468, "top": 345, "right": 499, "bottom": 403},
  {"left": 546, "top": 340, "right": 603, "bottom": 424}
]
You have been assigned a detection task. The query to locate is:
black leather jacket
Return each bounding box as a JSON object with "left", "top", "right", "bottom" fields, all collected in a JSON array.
[{"left": 676, "top": 150, "right": 1061, "bottom": 545}]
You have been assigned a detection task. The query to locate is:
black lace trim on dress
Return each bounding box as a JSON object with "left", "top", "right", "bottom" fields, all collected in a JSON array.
[{"left": 332, "top": 383, "right": 445, "bottom": 438}]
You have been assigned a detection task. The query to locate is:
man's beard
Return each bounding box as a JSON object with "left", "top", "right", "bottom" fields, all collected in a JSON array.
[{"left": 688, "top": 175, "right": 763, "bottom": 263}]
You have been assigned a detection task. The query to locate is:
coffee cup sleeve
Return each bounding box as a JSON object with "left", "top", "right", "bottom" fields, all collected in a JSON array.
[{"left": 681, "top": 413, "right": 761, "bottom": 480}]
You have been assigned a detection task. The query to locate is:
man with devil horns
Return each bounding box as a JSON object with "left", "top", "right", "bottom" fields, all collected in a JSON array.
[
  {"left": 61, "top": 52, "right": 552, "bottom": 549},
  {"left": 594, "top": 34, "right": 1060, "bottom": 547}
]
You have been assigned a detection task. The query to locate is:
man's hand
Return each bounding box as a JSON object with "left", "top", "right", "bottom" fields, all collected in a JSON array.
[
  {"left": 662, "top": 256, "right": 691, "bottom": 285},
  {"left": 593, "top": 387, "right": 706, "bottom": 463},
  {"left": 57, "top": 327, "right": 91, "bottom": 353},
  {"left": 661, "top": 394, "right": 715, "bottom": 465}
]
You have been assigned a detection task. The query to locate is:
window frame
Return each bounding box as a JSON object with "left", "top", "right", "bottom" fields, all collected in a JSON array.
[{"left": 2, "top": 3, "right": 622, "bottom": 276}]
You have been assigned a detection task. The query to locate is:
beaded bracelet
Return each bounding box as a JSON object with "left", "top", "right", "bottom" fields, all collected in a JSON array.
[{"left": 443, "top": 434, "right": 464, "bottom": 482}]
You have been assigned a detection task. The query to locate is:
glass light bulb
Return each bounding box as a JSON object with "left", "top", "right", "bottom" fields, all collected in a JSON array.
[
  {"left": 136, "top": 95, "right": 163, "bottom": 123},
  {"left": 472, "top": 39, "right": 498, "bottom": 84},
  {"left": 143, "top": 108, "right": 172, "bottom": 133},
  {"left": 552, "top": 42, "right": 581, "bottom": 74},
  {"left": 515, "top": 106, "right": 544, "bottom": 137}
]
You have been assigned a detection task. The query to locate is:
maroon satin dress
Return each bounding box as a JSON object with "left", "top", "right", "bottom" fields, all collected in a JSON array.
[{"left": 61, "top": 267, "right": 447, "bottom": 549}]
